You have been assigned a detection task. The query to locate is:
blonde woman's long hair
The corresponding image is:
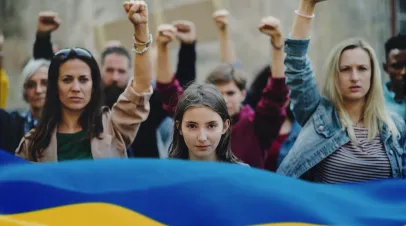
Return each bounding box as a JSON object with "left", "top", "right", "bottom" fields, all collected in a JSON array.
[{"left": 322, "top": 38, "right": 399, "bottom": 142}]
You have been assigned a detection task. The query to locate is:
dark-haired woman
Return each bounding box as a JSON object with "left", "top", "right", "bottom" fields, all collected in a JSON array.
[{"left": 16, "top": 0, "right": 153, "bottom": 162}]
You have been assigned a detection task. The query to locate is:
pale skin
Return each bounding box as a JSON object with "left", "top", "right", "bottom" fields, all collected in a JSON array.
[
  {"left": 179, "top": 106, "right": 230, "bottom": 161},
  {"left": 212, "top": 9, "right": 236, "bottom": 63},
  {"left": 155, "top": 21, "right": 197, "bottom": 84},
  {"left": 291, "top": 0, "right": 367, "bottom": 125},
  {"left": 25, "top": 67, "right": 48, "bottom": 120},
  {"left": 58, "top": 0, "right": 153, "bottom": 133}
]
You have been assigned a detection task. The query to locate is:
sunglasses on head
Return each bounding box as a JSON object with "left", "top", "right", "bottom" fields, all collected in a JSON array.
[{"left": 53, "top": 48, "right": 93, "bottom": 61}]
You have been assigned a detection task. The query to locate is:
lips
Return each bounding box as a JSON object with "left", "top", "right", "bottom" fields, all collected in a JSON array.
[
  {"left": 69, "top": 97, "right": 83, "bottom": 102},
  {"left": 349, "top": 86, "right": 361, "bottom": 92},
  {"left": 195, "top": 145, "right": 210, "bottom": 151}
]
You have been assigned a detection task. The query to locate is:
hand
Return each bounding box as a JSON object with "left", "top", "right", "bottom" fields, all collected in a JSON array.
[
  {"left": 258, "top": 16, "right": 284, "bottom": 47},
  {"left": 37, "top": 11, "right": 61, "bottom": 34},
  {"left": 156, "top": 24, "right": 177, "bottom": 47},
  {"left": 172, "top": 20, "right": 196, "bottom": 44},
  {"left": 212, "top": 9, "right": 229, "bottom": 31},
  {"left": 124, "top": 0, "right": 148, "bottom": 26}
]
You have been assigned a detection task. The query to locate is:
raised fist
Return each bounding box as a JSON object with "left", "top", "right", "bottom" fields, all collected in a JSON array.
[
  {"left": 123, "top": 0, "right": 148, "bottom": 26},
  {"left": 156, "top": 24, "right": 177, "bottom": 46},
  {"left": 212, "top": 9, "right": 229, "bottom": 31},
  {"left": 258, "top": 16, "right": 282, "bottom": 40},
  {"left": 37, "top": 11, "right": 61, "bottom": 34},
  {"left": 172, "top": 20, "right": 196, "bottom": 44}
]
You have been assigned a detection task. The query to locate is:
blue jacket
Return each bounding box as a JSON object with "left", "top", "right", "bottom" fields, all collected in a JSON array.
[{"left": 277, "top": 38, "right": 406, "bottom": 179}]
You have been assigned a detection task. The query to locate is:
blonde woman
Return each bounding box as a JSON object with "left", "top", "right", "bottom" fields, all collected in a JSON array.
[{"left": 277, "top": 0, "right": 405, "bottom": 183}]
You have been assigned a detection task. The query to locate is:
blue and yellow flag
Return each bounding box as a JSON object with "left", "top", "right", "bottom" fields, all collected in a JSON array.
[{"left": 0, "top": 149, "right": 405, "bottom": 226}]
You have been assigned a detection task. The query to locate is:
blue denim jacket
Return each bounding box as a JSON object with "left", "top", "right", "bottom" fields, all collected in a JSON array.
[
  {"left": 277, "top": 121, "right": 301, "bottom": 168},
  {"left": 277, "top": 38, "right": 406, "bottom": 179}
]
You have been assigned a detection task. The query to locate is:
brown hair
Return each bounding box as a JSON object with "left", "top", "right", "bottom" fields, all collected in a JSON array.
[{"left": 205, "top": 63, "right": 247, "bottom": 91}]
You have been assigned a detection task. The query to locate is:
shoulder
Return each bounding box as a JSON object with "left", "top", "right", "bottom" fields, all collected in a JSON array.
[
  {"left": 236, "top": 162, "right": 250, "bottom": 167},
  {"left": 390, "top": 112, "right": 405, "bottom": 135}
]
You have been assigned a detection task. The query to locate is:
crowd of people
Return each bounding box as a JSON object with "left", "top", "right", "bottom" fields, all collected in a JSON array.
[{"left": 0, "top": 0, "right": 405, "bottom": 184}]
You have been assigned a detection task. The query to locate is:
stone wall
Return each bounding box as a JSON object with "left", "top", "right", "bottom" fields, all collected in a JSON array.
[{"left": 1, "top": 0, "right": 393, "bottom": 110}]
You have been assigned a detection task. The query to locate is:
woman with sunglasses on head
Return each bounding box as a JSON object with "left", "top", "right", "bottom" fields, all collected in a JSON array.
[{"left": 16, "top": 0, "right": 154, "bottom": 162}]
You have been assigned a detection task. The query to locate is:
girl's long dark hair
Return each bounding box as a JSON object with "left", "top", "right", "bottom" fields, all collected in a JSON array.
[
  {"left": 24, "top": 48, "right": 105, "bottom": 161},
  {"left": 168, "top": 83, "right": 240, "bottom": 163}
]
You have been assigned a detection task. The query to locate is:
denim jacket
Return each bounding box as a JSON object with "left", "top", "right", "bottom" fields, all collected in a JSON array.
[
  {"left": 277, "top": 120, "right": 301, "bottom": 168},
  {"left": 277, "top": 38, "right": 406, "bottom": 180}
]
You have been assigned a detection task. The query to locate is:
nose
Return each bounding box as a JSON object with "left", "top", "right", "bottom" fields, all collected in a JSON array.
[
  {"left": 112, "top": 71, "right": 120, "bottom": 82},
  {"left": 350, "top": 70, "right": 360, "bottom": 82},
  {"left": 71, "top": 80, "right": 81, "bottom": 92},
  {"left": 35, "top": 84, "right": 43, "bottom": 94},
  {"left": 197, "top": 129, "right": 208, "bottom": 142}
]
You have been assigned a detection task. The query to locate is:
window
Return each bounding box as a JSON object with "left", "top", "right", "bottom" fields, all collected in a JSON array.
[{"left": 397, "top": 0, "right": 406, "bottom": 33}]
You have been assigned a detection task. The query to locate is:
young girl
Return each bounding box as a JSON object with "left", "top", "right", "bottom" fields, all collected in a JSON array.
[
  {"left": 16, "top": 1, "right": 154, "bottom": 162},
  {"left": 168, "top": 83, "right": 245, "bottom": 164}
]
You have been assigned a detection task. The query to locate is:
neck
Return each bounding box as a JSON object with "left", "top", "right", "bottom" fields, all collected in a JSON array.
[
  {"left": 342, "top": 100, "right": 365, "bottom": 125},
  {"left": 189, "top": 153, "right": 219, "bottom": 162},
  {"left": 58, "top": 108, "right": 82, "bottom": 133},
  {"left": 29, "top": 107, "right": 42, "bottom": 121}
]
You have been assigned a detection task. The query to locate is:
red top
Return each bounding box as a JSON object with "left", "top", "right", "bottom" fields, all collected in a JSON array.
[
  {"left": 156, "top": 74, "right": 289, "bottom": 169},
  {"left": 264, "top": 133, "right": 289, "bottom": 172}
]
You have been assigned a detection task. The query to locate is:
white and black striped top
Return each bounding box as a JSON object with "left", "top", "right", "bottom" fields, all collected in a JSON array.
[{"left": 312, "top": 126, "right": 391, "bottom": 184}]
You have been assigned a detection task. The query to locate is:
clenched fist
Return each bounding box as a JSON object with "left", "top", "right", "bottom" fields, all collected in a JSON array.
[
  {"left": 37, "top": 11, "right": 61, "bottom": 35},
  {"left": 259, "top": 16, "right": 284, "bottom": 48},
  {"left": 156, "top": 24, "right": 177, "bottom": 47},
  {"left": 212, "top": 9, "right": 229, "bottom": 31},
  {"left": 172, "top": 20, "right": 196, "bottom": 44},
  {"left": 124, "top": 0, "right": 148, "bottom": 26}
]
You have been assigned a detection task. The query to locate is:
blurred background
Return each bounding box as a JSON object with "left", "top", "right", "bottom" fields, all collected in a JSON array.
[{"left": 0, "top": 0, "right": 405, "bottom": 111}]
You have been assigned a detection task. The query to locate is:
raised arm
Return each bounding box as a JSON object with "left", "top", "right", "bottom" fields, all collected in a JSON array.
[
  {"left": 172, "top": 20, "right": 197, "bottom": 88},
  {"left": 106, "top": 0, "right": 154, "bottom": 149},
  {"left": 34, "top": 12, "right": 60, "bottom": 60},
  {"left": 213, "top": 10, "right": 237, "bottom": 63},
  {"left": 253, "top": 16, "right": 289, "bottom": 148},
  {"left": 283, "top": 0, "right": 326, "bottom": 126},
  {"left": 155, "top": 24, "right": 177, "bottom": 84}
]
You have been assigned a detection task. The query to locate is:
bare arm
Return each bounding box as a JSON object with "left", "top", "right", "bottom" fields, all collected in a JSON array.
[
  {"left": 213, "top": 10, "right": 236, "bottom": 63},
  {"left": 291, "top": 0, "right": 325, "bottom": 39},
  {"left": 259, "top": 16, "right": 285, "bottom": 78},
  {"left": 124, "top": 1, "right": 153, "bottom": 93},
  {"left": 155, "top": 24, "right": 176, "bottom": 84}
]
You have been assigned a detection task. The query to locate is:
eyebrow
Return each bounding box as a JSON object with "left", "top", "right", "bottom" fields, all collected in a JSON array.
[{"left": 184, "top": 121, "right": 218, "bottom": 124}]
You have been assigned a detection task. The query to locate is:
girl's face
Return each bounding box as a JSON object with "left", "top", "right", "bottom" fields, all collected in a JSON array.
[
  {"left": 179, "top": 106, "right": 230, "bottom": 161},
  {"left": 58, "top": 59, "right": 93, "bottom": 112}
]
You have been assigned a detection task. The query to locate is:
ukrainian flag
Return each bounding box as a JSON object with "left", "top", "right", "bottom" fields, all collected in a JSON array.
[{"left": 0, "top": 150, "right": 405, "bottom": 226}]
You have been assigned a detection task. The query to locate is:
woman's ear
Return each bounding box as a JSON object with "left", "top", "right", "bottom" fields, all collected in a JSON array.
[
  {"left": 222, "top": 119, "right": 230, "bottom": 134},
  {"left": 175, "top": 120, "right": 183, "bottom": 136}
]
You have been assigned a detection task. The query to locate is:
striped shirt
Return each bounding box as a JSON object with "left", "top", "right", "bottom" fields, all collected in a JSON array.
[{"left": 313, "top": 126, "right": 391, "bottom": 184}]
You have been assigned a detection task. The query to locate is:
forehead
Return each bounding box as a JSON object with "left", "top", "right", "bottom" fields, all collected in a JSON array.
[
  {"left": 215, "top": 81, "right": 241, "bottom": 92},
  {"left": 103, "top": 53, "right": 129, "bottom": 68},
  {"left": 59, "top": 59, "right": 91, "bottom": 76},
  {"left": 29, "top": 66, "right": 48, "bottom": 81},
  {"left": 340, "top": 48, "right": 371, "bottom": 66},
  {"left": 388, "top": 49, "right": 406, "bottom": 62},
  {"left": 182, "top": 106, "right": 222, "bottom": 123}
]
